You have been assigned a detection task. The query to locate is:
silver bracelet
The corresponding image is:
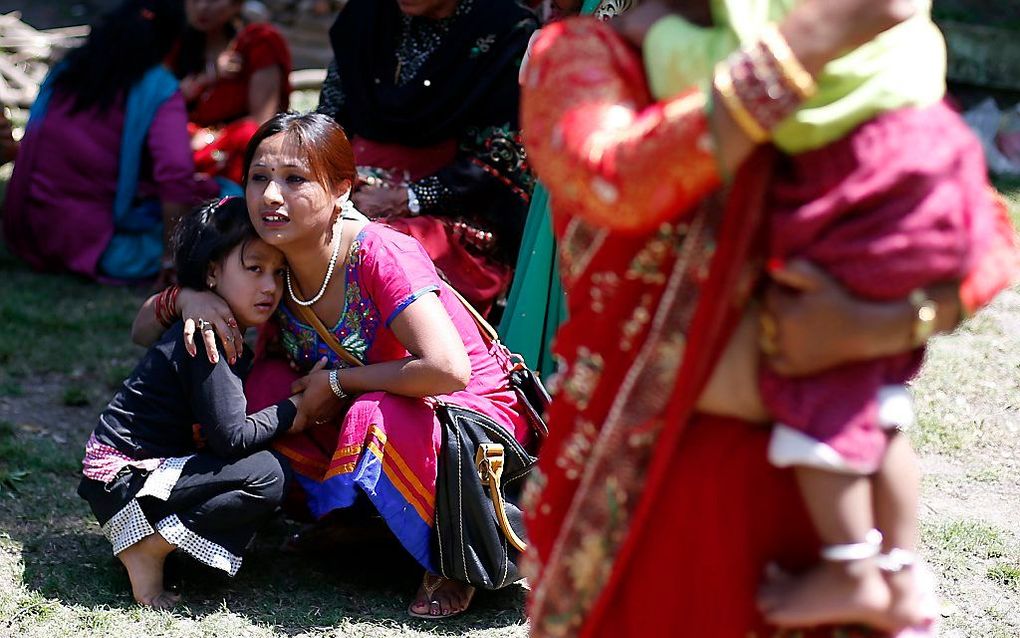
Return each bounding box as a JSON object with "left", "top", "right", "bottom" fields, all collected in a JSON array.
[
  {"left": 876, "top": 548, "right": 917, "bottom": 573},
  {"left": 328, "top": 369, "right": 348, "bottom": 400},
  {"left": 820, "top": 528, "right": 883, "bottom": 562},
  {"left": 406, "top": 185, "right": 421, "bottom": 216}
]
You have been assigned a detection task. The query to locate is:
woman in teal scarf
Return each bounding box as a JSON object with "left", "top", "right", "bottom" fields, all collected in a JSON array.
[{"left": 498, "top": 0, "right": 608, "bottom": 377}]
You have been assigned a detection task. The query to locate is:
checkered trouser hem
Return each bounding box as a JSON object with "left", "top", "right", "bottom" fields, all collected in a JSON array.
[{"left": 157, "top": 514, "right": 242, "bottom": 576}]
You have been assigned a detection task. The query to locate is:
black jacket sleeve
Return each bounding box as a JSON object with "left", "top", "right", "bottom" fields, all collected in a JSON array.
[
  {"left": 185, "top": 347, "right": 296, "bottom": 459},
  {"left": 408, "top": 118, "right": 533, "bottom": 264}
]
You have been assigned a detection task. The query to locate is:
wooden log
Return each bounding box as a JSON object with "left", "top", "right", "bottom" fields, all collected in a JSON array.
[
  {"left": 0, "top": 74, "right": 19, "bottom": 106},
  {"left": 0, "top": 56, "right": 40, "bottom": 92},
  {"left": 290, "top": 67, "right": 327, "bottom": 91},
  {"left": 41, "top": 25, "right": 90, "bottom": 38}
]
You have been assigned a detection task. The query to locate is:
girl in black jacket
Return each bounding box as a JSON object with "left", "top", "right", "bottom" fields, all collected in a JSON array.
[{"left": 78, "top": 197, "right": 309, "bottom": 609}]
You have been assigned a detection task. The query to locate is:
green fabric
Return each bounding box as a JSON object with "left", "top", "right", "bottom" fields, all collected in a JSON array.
[
  {"left": 498, "top": 0, "right": 607, "bottom": 375},
  {"left": 644, "top": 0, "right": 946, "bottom": 153},
  {"left": 498, "top": 185, "right": 566, "bottom": 378}
]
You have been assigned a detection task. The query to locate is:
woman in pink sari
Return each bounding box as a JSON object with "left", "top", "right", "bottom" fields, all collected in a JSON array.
[{"left": 133, "top": 112, "right": 530, "bottom": 618}]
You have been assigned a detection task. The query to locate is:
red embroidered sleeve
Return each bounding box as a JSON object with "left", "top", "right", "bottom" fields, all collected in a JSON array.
[{"left": 521, "top": 18, "right": 721, "bottom": 235}]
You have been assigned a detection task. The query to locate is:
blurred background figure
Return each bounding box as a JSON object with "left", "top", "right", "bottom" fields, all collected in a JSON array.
[
  {"left": 171, "top": 0, "right": 292, "bottom": 184},
  {"left": 1, "top": 0, "right": 222, "bottom": 284},
  {"left": 317, "top": 0, "right": 539, "bottom": 317}
]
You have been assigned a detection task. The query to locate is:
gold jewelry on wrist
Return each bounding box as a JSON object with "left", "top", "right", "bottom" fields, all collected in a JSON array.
[
  {"left": 713, "top": 63, "right": 770, "bottom": 143},
  {"left": 759, "top": 24, "right": 817, "bottom": 100},
  {"left": 908, "top": 288, "right": 938, "bottom": 348}
]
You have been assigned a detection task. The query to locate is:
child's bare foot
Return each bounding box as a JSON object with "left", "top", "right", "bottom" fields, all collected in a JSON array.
[
  {"left": 885, "top": 567, "right": 928, "bottom": 630},
  {"left": 117, "top": 533, "right": 180, "bottom": 610},
  {"left": 759, "top": 559, "right": 893, "bottom": 630},
  {"left": 408, "top": 573, "right": 475, "bottom": 618}
]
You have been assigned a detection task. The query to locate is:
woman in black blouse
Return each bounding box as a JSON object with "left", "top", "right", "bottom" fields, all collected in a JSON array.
[{"left": 317, "top": 0, "right": 538, "bottom": 316}]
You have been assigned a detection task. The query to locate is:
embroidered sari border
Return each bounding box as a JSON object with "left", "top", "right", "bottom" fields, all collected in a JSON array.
[
  {"left": 316, "top": 432, "right": 435, "bottom": 523},
  {"left": 386, "top": 285, "right": 441, "bottom": 327},
  {"left": 297, "top": 450, "right": 437, "bottom": 571}
]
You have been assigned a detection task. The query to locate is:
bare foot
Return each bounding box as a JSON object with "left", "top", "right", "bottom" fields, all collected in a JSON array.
[
  {"left": 408, "top": 572, "right": 475, "bottom": 618},
  {"left": 117, "top": 533, "right": 180, "bottom": 610},
  {"left": 885, "top": 568, "right": 929, "bottom": 630},
  {"left": 759, "top": 560, "right": 893, "bottom": 630}
]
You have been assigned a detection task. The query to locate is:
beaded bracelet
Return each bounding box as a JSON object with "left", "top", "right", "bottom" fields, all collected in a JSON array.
[
  {"left": 714, "top": 63, "right": 770, "bottom": 143},
  {"left": 713, "top": 24, "right": 818, "bottom": 143},
  {"left": 732, "top": 43, "right": 802, "bottom": 131},
  {"left": 759, "top": 24, "right": 816, "bottom": 100}
]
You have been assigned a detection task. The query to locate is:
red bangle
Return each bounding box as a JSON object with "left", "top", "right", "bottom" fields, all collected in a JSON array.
[
  {"left": 154, "top": 289, "right": 166, "bottom": 327},
  {"left": 169, "top": 285, "right": 180, "bottom": 320},
  {"left": 154, "top": 285, "right": 181, "bottom": 328}
]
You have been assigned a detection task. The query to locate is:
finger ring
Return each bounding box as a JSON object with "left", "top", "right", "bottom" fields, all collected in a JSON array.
[
  {"left": 225, "top": 334, "right": 234, "bottom": 343},
  {"left": 226, "top": 317, "right": 238, "bottom": 329},
  {"left": 197, "top": 318, "right": 214, "bottom": 332},
  {"left": 314, "top": 418, "right": 328, "bottom": 425}
]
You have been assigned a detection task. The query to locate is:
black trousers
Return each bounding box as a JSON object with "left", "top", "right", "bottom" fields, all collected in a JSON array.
[{"left": 79, "top": 449, "right": 291, "bottom": 569}]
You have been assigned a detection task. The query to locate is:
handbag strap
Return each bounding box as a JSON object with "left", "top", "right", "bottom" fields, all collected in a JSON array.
[
  {"left": 476, "top": 443, "right": 528, "bottom": 552},
  {"left": 292, "top": 303, "right": 365, "bottom": 368},
  {"left": 442, "top": 282, "right": 503, "bottom": 348},
  {"left": 290, "top": 281, "right": 494, "bottom": 369},
  {"left": 289, "top": 275, "right": 519, "bottom": 372}
]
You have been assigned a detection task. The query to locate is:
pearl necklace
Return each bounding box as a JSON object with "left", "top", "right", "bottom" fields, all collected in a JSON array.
[{"left": 286, "top": 217, "right": 345, "bottom": 307}]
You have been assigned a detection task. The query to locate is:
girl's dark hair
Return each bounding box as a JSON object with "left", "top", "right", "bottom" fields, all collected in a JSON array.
[
  {"left": 172, "top": 197, "right": 259, "bottom": 290},
  {"left": 53, "top": 0, "right": 185, "bottom": 113},
  {"left": 173, "top": 1, "right": 243, "bottom": 79},
  {"left": 243, "top": 112, "right": 357, "bottom": 194}
]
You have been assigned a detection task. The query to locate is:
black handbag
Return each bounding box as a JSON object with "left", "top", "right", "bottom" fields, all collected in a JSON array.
[
  {"left": 431, "top": 287, "right": 550, "bottom": 589},
  {"left": 433, "top": 401, "right": 537, "bottom": 589}
]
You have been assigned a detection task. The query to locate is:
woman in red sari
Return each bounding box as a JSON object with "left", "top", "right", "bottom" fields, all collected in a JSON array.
[
  {"left": 172, "top": 0, "right": 292, "bottom": 184},
  {"left": 519, "top": 1, "right": 1016, "bottom": 636}
]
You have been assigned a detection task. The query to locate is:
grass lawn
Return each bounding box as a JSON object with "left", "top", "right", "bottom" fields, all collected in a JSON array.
[
  {"left": 0, "top": 188, "right": 1018, "bottom": 636},
  {"left": 0, "top": 243, "right": 528, "bottom": 637}
]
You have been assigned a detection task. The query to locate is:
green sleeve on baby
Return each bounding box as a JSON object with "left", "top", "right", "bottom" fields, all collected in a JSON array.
[{"left": 643, "top": 10, "right": 947, "bottom": 155}]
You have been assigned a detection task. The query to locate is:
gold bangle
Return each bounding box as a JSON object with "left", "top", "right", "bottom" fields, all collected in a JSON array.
[
  {"left": 908, "top": 289, "right": 938, "bottom": 348},
  {"left": 760, "top": 24, "right": 817, "bottom": 101},
  {"left": 713, "top": 62, "right": 770, "bottom": 144}
]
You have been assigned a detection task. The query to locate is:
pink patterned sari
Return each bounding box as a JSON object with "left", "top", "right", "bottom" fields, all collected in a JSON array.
[{"left": 245, "top": 223, "right": 530, "bottom": 571}]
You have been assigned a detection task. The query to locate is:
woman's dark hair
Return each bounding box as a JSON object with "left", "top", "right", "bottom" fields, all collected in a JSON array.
[
  {"left": 242, "top": 111, "right": 357, "bottom": 194},
  {"left": 53, "top": 0, "right": 185, "bottom": 113},
  {"left": 173, "top": 0, "right": 243, "bottom": 79},
  {"left": 172, "top": 197, "right": 259, "bottom": 290}
]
